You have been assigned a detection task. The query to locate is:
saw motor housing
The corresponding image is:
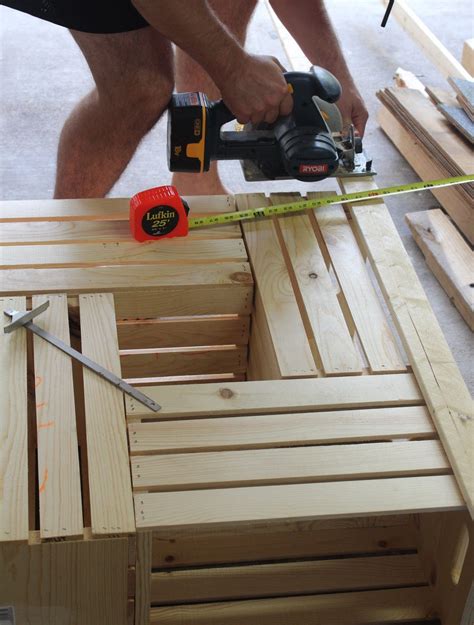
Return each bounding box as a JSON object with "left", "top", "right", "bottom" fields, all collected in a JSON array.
[{"left": 168, "top": 66, "right": 372, "bottom": 182}]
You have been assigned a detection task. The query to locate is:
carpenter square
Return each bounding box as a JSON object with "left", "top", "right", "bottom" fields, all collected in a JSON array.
[{"left": 4, "top": 301, "right": 161, "bottom": 412}]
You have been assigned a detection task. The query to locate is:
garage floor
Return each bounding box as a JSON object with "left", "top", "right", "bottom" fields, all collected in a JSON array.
[{"left": 0, "top": 0, "right": 472, "bottom": 390}]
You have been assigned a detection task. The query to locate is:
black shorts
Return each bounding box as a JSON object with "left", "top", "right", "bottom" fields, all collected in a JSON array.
[{"left": 1, "top": 0, "right": 149, "bottom": 33}]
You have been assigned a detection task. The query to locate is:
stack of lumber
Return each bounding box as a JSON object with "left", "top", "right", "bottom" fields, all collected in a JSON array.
[
  {"left": 377, "top": 85, "right": 473, "bottom": 243},
  {"left": 378, "top": 81, "right": 474, "bottom": 330}
]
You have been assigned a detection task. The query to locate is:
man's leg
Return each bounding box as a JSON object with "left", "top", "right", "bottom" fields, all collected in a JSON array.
[
  {"left": 172, "top": 0, "right": 257, "bottom": 195},
  {"left": 55, "top": 27, "right": 173, "bottom": 198}
]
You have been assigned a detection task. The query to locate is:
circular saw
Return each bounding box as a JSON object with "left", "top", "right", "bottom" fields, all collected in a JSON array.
[{"left": 167, "top": 65, "right": 374, "bottom": 183}]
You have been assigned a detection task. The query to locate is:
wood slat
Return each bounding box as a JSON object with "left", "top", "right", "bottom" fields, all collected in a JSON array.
[
  {"left": 0, "top": 220, "right": 240, "bottom": 245},
  {"left": 131, "top": 440, "right": 449, "bottom": 491},
  {"left": 151, "top": 517, "right": 417, "bottom": 568},
  {"left": 125, "top": 373, "right": 245, "bottom": 387},
  {"left": 120, "top": 346, "right": 247, "bottom": 378},
  {"left": 150, "top": 586, "right": 435, "bottom": 624},
  {"left": 0, "top": 296, "right": 28, "bottom": 542},
  {"left": 117, "top": 316, "right": 249, "bottom": 349},
  {"left": 151, "top": 554, "right": 425, "bottom": 604},
  {"left": 0, "top": 194, "right": 236, "bottom": 223},
  {"left": 406, "top": 209, "right": 474, "bottom": 330},
  {"left": 0, "top": 263, "right": 254, "bottom": 318},
  {"left": 32, "top": 294, "right": 83, "bottom": 539},
  {"left": 272, "top": 193, "right": 362, "bottom": 375},
  {"left": 135, "top": 475, "right": 464, "bottom": 531},
  {"left": 340, "top": 177, "right": 474, "bottom": 517},
  {"left": 135, "top": 531, "right": 152, "bottom": 625},
  {"left": 310, "top": 196, "right": 406, "bottom": 373},
  {"left": 237, "top": 193, "right": 317, "bottom": 378},
  {"left": 80, "top": 293, "right": 135, "bottom": 535},
  {"left": 128, "top": 405, "right": 435, "bottom": 455},
  {"left": 125, "top": 373, "right": 423, "bottom": 419},
  {"left": 0, "top": 239, "right": 247, "bottom": 269}
]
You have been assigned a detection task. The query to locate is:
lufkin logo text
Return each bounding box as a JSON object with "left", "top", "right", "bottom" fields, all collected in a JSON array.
[{"left": 146, "top": 208, "right": 176, "bottom": 220}]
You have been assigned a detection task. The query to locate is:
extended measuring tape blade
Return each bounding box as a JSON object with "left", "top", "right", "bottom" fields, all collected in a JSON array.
[{"left": 188, "top": 175, "right": 474, "bottom": 229}]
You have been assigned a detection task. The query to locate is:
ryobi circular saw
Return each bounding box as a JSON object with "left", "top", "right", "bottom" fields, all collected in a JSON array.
[{"left": 167, "top": 65, "right": 373, "bottom": 183}]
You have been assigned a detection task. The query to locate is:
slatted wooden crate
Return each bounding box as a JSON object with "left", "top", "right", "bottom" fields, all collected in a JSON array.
[
  {"left": 0, "top": 195, "right": 252, "bottom": 624},
  {"left": 1, "top": 181, "right": 472, "bottom": 625}
]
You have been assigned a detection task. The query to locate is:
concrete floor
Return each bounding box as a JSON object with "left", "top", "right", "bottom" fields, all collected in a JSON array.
[{"left": 0, "top": 0, "right": 472, "bottom": 390}]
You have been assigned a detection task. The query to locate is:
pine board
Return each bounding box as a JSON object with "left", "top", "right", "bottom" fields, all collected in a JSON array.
[
  {"left": 149, "top": 586, "right": 434, "bottom": 624},
  {"left": 80, "top": 293, "right": 135, "bottom": 535},
  {"left": 135, "top": 475, "right": 463, "bottom": 531},
  {"left": 0, "top": 296, "right": 28, "bottom": 542},
  {"left": 150, "top": 554, "right": 425, "bottom": 603},
  {"left": 131, "top": 440, "right": 449, "bottom": 491},
  {"left": 125, "top": 373, "right": 423, "bottom": 420},
  {"left": 128, "top": 405, "right": 435, "bottom": 455},
  {"left": 32, "top": 294, "right": 83, "bottom": 539},
  {"left": 406, "top": 209, "right": 474, "bottom": 330}
]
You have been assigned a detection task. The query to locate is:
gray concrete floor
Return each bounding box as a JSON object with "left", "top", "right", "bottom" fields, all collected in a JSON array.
[{"left": 0, "top": 0, "right": 472, "bottom": 390}]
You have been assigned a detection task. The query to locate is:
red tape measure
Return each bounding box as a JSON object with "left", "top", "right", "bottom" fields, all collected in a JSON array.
[{"left": 130, "top": 185, "right": 189, "bottom": 242}]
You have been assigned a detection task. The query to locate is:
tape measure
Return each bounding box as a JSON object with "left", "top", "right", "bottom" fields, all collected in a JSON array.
[{"left": 130, "top": 175, "right": 473, "bottom": 241}]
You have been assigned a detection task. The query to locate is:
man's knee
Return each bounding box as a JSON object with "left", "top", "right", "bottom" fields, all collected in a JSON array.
[{"left": 100, "top": 71, "right": 174, "bottom": 132}]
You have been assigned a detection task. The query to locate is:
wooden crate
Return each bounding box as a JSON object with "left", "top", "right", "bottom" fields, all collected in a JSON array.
[
  {"left": 1, "top": 183, "right": 472, "bottom": 625},
  {"left": 0, "top": 195, "right": 252, "bottom": 625}
]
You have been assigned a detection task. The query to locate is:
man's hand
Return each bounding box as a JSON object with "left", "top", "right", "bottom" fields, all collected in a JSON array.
[
  {"left": 337, "top": 81, "right": 368, "bottom": 137},
  {"left": 217, "top": 54, "right": 293, "bottom": 125}
]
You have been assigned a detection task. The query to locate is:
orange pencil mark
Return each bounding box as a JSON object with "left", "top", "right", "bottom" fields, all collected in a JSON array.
[
  {"left": 36, "top": 401, "right": 47, "bottom": 409},
  {"left": 35, "top": 375, "right": 43, "bottom": 388},
  {"left": 38, "top": 421, "right": 55, "bottom": 430},
  {"left": 39, "top": 468, "right": 49, "bottom": 494}
]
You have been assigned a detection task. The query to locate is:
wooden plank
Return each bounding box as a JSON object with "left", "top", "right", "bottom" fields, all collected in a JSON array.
[
  {"left": 131, "top": 440, "right": 449, "bottom": 491},
  {"left": 311, "top": 196, "right": 406, "bottom": 373},
  {"left": 0, "top": 536, "right": 130, "bottom": 625},
  {"left": 120, "top": 345, "right": 247, "bottom": 378},
  {"left": 135, "top": 531, "right": 152, "bottom": 625},
  {"left": 0, "top": 220, "right": 240, "bottom": 245},
  {"left": 80, "top": 293, "right": 135, "bottom": 535},
  {"left": 135, "top": 475, "right": 464, "bottom": 531},
  {"left": 125, "top": 373, "right": 245, "bottom": 387},
  {"left": 125, "top": 373, "right": 424, "bottom": 419},
  {"left": 237, "top": 193, "right": 316, "bottom": 378},
  {"left": 32, "top": 294, "right": 83, "bottom": 539},
  {"left": 0, "top": 263, "right": 254, "bottom": 318},
  {"left": 117, "top": 316, "right": 249, "bottom": 348},
  {"left": 380, "top": 0, "right": 472, "bottom": 80},
  {"left": 378, "top": 105, "right": 473, "bottom": 242},
  {"left": 0, "top": 194, "right": 236, "bottom": 223},
  {"left": 0, "top": 239, "right": 247, "bottom": 269},
  {"left": 150, "top": 586, "right": 435, "bottom": 624},
  {"left": 438, "top": 103, "right": 474, "bottom": 143},
  {"left": 151, "top": 517, "right": 418, "bottom": 568},
  {"left": 340, "top": 177, "right": 474, "bottom": 517},
  {"left": 449, "top": 77, "right": 474, "bottom": 117},
  {"left": 406, "top": 210, "right": 474, "bottom": 330},
  {"left": 273, "top": 193, "right": 362, "bottom": 375},
  {"left": 0, "top": 296, "right": 28, "bottom": 542},
  {"left": 150, "top": 554, "right": 425, "bottom": 604},
  {"left": 462, "top": 39, "right": 474, "bottom": 76},
  {"left": 128, "top": 405, "right": 435, "bottom": 455}
]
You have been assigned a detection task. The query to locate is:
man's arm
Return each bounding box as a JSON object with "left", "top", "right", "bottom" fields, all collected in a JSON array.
[
  {"left": 131, "top": 0, "right": 293, "bottom": 125},
  {"left": 270, "top": 0, "right": 368, "bottom": 136}
]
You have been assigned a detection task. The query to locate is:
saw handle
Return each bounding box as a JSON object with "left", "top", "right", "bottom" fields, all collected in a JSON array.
[{"left": 209, "top": 66, "right": 341, "bottom": 129}]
